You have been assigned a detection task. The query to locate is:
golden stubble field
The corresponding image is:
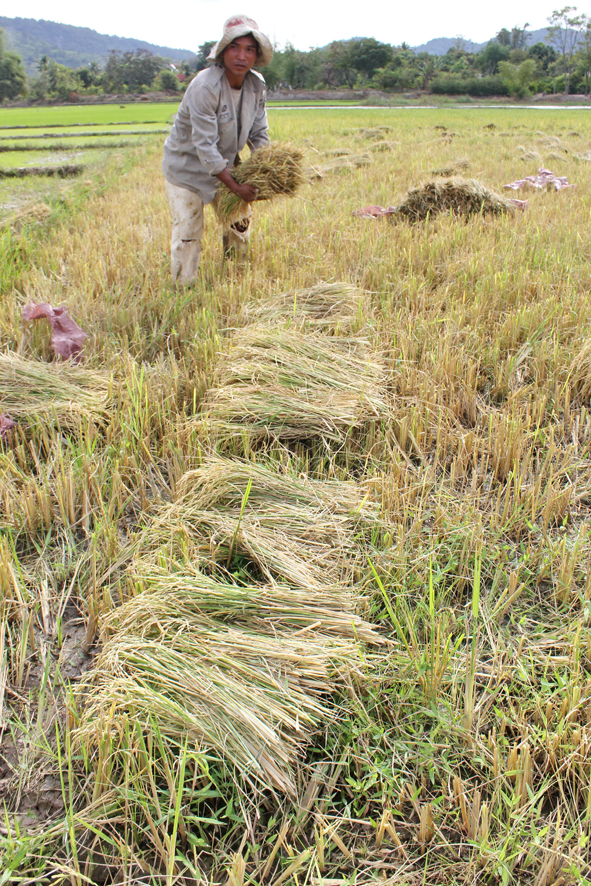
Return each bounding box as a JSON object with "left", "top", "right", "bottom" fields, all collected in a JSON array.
[{"left": 2, "top": 105, "right": 591, "bottom": 884}]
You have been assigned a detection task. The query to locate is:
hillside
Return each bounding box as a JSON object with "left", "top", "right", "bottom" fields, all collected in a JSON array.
[
  {"left": 0, "top": 16, "right": 195, "bottom": 75},
  {"left": 412, "top": 27, "right": 551, "bottom": 55}
]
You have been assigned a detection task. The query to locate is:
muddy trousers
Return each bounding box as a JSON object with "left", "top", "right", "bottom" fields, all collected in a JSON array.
[{"left": 165, "top": 180, "right": 251, "bottom": 285}]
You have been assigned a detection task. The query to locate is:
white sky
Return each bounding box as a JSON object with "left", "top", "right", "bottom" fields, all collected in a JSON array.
[{"left": 3, "top": 1, "right": 559, "bottom": 52}]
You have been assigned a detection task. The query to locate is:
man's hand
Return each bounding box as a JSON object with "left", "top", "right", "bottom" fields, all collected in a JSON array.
[
  {"left": 216, "top": 167, "right": 259, "bottom": 202},
  {"left": 233, "top": 182, "right": 259, "bottom": 202}
]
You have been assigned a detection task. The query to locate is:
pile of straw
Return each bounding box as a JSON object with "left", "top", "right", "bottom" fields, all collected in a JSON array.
[
  {"left": 432, "top": 158, "right": 469, "bottom": 176},
  {"left": 318, "top": 154, "right": 371, "bottom": 176},
  {"left": 368, "top": 140, "right": 398, "bottom": 153},
  {"left": 320, "top": 148, "right": 354, "bottom": 158},
  {"left": 243, "top": 282, "right": 370, "bottom": 332},
  {"left": 80, "top": 626, "right": 347, "bottom": 794},
  {"left": 143, "top": 457, "right": 380, "bottom": 587},
  {"left": 394, "top": 177, "right": 517, "bottom": 223},
  {"left": 518, "top": 147, "right": 543, "bottom": 163},
  {"left": 216, "top": 144, "right": 304, "bottom": 225},
  {"left": 0, "top": 165, "right": 83, "bottom": 179},
  {"left": 77, "top": 456, "right": 382, "bottom": 793},
  {"left": 355, "top": 126, "right": 392, "bottom": 140},
  {"left": 0, "top": 353, "right": 114, "bottom": 427},
  {"left": 79, "top": 574, "right": 378, "bottom": 793},
  {"left": 194, "top": 326, "right": 388, "bottom": 446},
  {"left": 11, "top": 202, "right": 52, "bottom": 228},
  {"left": 113, "top": 564, "right": 377, "bottom": 639}
]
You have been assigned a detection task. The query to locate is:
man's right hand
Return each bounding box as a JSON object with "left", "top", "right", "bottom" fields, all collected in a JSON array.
[
  {"left": 232, "top": 181, "right": 259, "bottom": 202},
  {"left": 216, "top": 167, "right": 259, "bottom": 202}
]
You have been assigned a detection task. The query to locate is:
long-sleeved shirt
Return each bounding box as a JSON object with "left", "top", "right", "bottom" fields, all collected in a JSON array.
[{"left": 162, "top": 63, "right": 269, "bottom": 204}]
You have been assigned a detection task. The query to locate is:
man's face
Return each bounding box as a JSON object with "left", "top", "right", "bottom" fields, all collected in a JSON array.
[{"left": 222, "top": 35, "right": 259, "bottom": 80}]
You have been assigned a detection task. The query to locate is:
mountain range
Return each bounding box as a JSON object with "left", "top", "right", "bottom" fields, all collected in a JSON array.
[
  {"left": 412, "top": 28, "right": 551, "bottom": 55},
  {"left": 0, "top": 16, "right": 554, "bottom": 77},
  {"left": 0, "top": 16, "right": 196, "bottom": 75}
]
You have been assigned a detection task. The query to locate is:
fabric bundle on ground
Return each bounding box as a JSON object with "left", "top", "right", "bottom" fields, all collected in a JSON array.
[
  {"left": 504, "top": 167, "right": 572, "bottom": 192},
  {"left": 23, "top": 301, "right": 88, "bottom": 360}
]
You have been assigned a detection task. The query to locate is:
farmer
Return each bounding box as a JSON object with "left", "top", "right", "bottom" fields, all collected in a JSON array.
[{"left": 162, "top": 14, "right": 273, "bottom": 285}]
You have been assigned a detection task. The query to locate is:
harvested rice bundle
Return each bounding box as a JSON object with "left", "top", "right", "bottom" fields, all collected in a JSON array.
[
  {"left": 0, "top": 352, "right": 114, "bottom": 427},
  {"left": 565, "top": 339, "right": 591, "bottom": 404},
  {"left": 143, "top": 457, "right": 380, "bottom": 587},
  {"left": 547, "top": 151, "right": 566, "bottom": 162},
  {"left": 304, "top": 164, "right": 323, "bottom": 182},
  {"left": 518, "top": 146, "right": 543, "bottom": 163},
  {"left": 11, "top": 202, "right": 51, "bottom": 228},
  {"left": 216, "top": 143, "right": 304, "bottom": 225},
  {"left": 320, "top": 147, "right": 355, "bottom": 158},
  {"left": 432, "top": 158, "right": 469, "bottom": 176},
  {"left": 79, "top": 611, "right": 367, "bottom": 793},
  {"left": 356, "top": 126, "right": 392, "bottom": 139},
  {"left": 368, "top": 140, "right": 398, "bottom": 153},
  {"left": 394, "top": 177, "right": 517, "bottom": 223},
  {"left": 200, "top": 387, "right": 383, "bottom": 447},
  {"left": 112, "top": 563, "right": 378, "bottom": 641},
  {"left": 194, "top": 326, "right": 388, "bottom": 445},
  {"left": 319, "top": 154, "right": 371, "bottom": 175},
  {"left": 244, "top": 282, "right": 370, "bottom": 332}
]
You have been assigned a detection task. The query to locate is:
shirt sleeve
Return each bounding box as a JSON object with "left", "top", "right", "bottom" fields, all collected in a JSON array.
[
  {"left": 247, "top": 90, "right": 270, "bottom": 151},
  {"left": 186, "top": 81, "right": 229, "bottom": 176}
]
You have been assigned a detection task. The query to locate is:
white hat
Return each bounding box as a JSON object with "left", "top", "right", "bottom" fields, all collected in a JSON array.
[{"left": 208, "top": 14, "right": 273, "bottom": 68}]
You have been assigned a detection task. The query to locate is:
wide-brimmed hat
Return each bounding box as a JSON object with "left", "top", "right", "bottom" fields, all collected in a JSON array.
[{"left": 208, "top": 14, "right": 273, "bottom": 67}]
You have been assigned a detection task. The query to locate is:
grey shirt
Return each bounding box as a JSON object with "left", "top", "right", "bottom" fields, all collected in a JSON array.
[{"left": 162, "top": 63, "right": 269, "bottom": 204}]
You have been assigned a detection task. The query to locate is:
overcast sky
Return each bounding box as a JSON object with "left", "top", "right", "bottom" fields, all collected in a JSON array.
[{"left": 4, "top": 1, "right": 559, "bottom": 51}]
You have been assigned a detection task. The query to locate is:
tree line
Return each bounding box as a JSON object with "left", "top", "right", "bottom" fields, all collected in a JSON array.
[{"left": 1, "top": 7, "right": 591, "bottom": 103}]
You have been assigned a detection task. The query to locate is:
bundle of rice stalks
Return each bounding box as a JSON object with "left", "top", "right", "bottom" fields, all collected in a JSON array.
[
  {"left": 518, "top": 147, "right": 543, "bottom": 163},
  {"left": 74, "top": 456, "right": 382, "bottom": 793},
  {"left": 566, "top": 340, "right": 591, "bottom": 404},
  {"left": 0, "top": 353, "right": 114, "bottom": 427},
  {"left": 318, "top": 154, "right": 371, "bottom": 175},
  {"left": 216, "top": 144, "right": 304, "bottom": 225},
  {"left": 11, "top": 202, "right": 51, "bottom": 228},
  {"left": 143, "top": 457, "right": 380, "bottom": 587},
  {"left": 194, "top": 326, "right": 388, "bottom": 446},
  {"left": 537, "top": 135, "right": 562, "bottom": 148},
  {"left": 547, "top": 151, "right": 567, "bottom": 163},
  {"left": 78, "top": 571, "right": 378, "bottom": 792},
  {"left": 432, "top": 158, "right": 469, "bottom": 176},
  {"left": 320, "top": 147, "right": 354, "bottom": 158},
  {"left": 394, "top": 177, "right": 517, "bottom": 223},
  {"left": 80, "top": 632, "right": 333, "bottom": 793},
  {"left": 304, "top": 165, "right": 323, "bottom": 182},
  {"left": 113, "top": 564, "right": 379, "bottom": 641},
  {"left": 243, "top": 282, "right": 370, "bottom": 332},
  {"left": 355, "top": 126, "right": 392, "bottom": 140},
  {"left": 0, "top": 164, "right": 83, "bottom": 179},
  {"left": 368, "top": 140, "right": 398, "bottom": 153}
]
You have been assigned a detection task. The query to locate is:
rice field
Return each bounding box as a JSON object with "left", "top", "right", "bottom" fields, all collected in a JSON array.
[
  {"left": 2, "top": 102, "right": 591, "bottom": 885},
  {"left": 0, "top": 103, "right": 174, "bottom": 218}
]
